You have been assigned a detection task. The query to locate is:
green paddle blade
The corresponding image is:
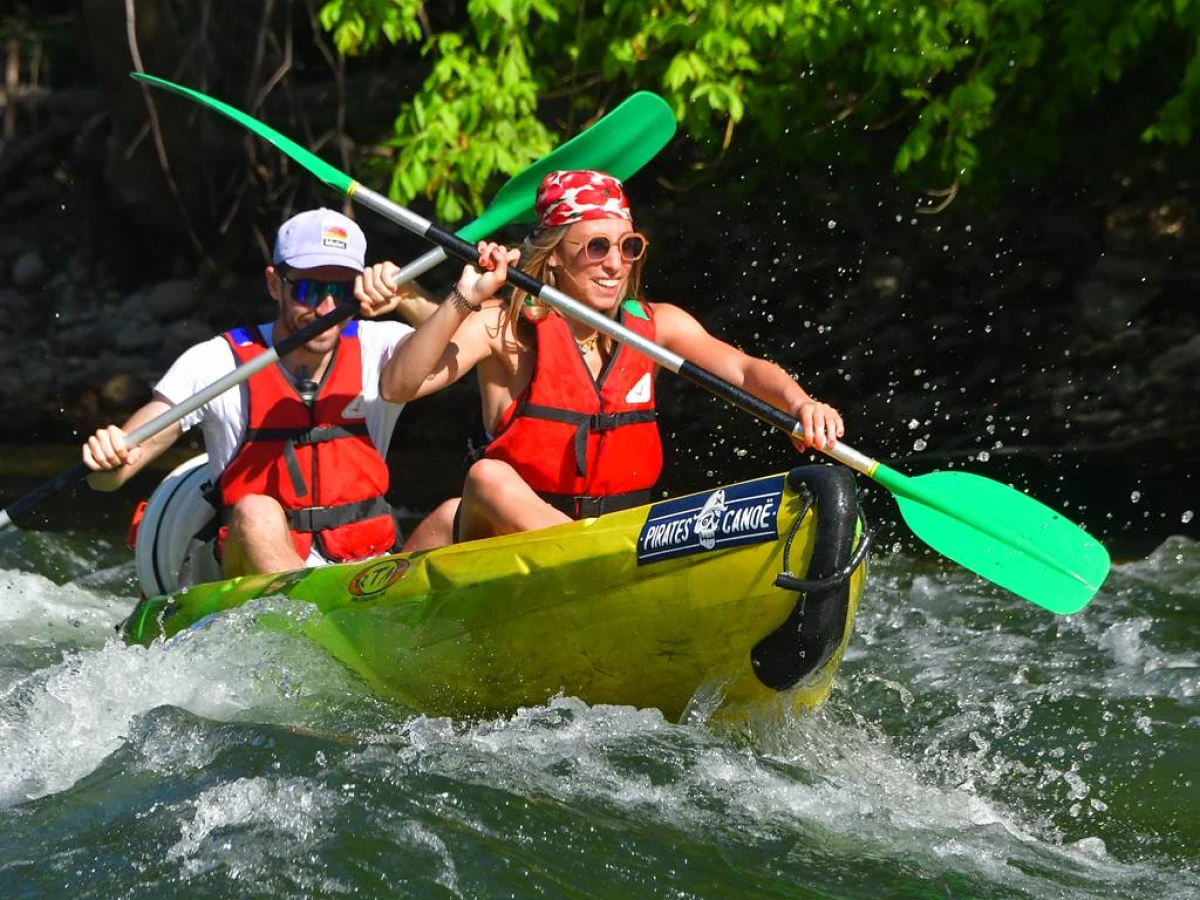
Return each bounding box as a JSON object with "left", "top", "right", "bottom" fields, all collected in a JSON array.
[
  {"left": 132, "top": 72, "right": 675, "bottom": 245},
  {"left": 459, "top": 93, "right": 676, "bottom": 242},
  {"left": 877, "top": 467, "right": 1110, "bottom": 614},
  {"left": 131, "top": 73, "right": 354, "bottom": 194}
]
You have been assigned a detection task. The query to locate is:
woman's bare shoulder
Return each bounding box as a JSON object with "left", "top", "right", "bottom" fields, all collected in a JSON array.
[{"left": 646, "top": 301, "right": 704, "bottom": 338}]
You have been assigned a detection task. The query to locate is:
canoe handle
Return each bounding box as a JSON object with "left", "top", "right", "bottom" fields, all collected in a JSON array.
[{"left": 751, "top": 465, "right": 867, "bottom": 691}]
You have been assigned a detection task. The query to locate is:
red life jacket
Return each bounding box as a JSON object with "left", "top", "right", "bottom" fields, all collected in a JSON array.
[
  {"left": 216, "top": 323, "right": 396, "bottom": 562},
  {"left": 484, "top": 299, "right": 662, "bottom": 517}
]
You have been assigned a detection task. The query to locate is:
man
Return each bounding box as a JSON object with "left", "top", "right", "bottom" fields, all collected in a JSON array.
[
  {"left": 83, "top": 207, "right": 506, "bottom": 574},
  {"left": 383, "top": 170, "right": 845, "bottom": 543}
]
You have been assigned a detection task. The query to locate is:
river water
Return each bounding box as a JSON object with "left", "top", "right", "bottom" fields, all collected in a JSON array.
[{"left": 0, "top": 454, "right": 1197, "bottom": 898}]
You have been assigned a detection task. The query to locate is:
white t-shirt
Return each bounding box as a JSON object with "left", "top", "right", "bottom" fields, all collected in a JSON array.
[{"left": 155, "top": 319, "right": 414, "bottom": 474}]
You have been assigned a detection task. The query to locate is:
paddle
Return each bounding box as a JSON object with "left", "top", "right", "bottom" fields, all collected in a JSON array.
[
  {"left": 0, "top": 84, "right": 676, "bottom": 534},
  {"left": 129, "top": 77, "right": 1111, "bottom": 616},
  {"left": 0, "top": 302, "right": 358, "bottom": 533},
  {"left": 388, "top": 89, "right": 677, "bottom": 285}
]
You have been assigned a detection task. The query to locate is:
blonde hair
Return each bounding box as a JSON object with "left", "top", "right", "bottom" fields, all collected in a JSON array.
[{"left": 505, "top": 224, "right": 648, "bottom": 353}]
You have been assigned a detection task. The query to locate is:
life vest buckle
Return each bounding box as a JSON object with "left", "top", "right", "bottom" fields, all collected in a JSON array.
[{"left": 588, "top": 412, "right": 622, "bottom": 431}]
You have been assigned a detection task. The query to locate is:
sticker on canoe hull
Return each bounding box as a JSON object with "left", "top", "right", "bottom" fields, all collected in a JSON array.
[
  {"left": 637, "top": 474, "right": 784, "bottom": 565},
  {"left": 349, "top": 558, "right": 411, "bottom": 597}
]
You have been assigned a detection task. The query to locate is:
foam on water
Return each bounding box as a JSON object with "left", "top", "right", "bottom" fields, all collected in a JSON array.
[
  {"left": 0, "top": 567, "right": 127, "bottom": 648},
  {"left": 825, "top": 540, "right": 1200, "bottom": 892},
  {"left": 855, "top": 542, "right": 1199, "bottom": 704},
  {"left": 0, "top": 599, "right": 366, "bottom": 809},
  {"left": 167, "top": 776, "right": 340, "bottom": 873},
  {"left": 0, "top": 532, "right": 1195, "bottom": 898},
  {"left": 313, "top": 693, "right": 1188, "bottom": 899}
]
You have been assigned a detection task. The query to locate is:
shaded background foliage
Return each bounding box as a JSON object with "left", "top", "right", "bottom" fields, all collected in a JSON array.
[
  {"left": 320, "top": 0, "right": 1200, "bottom": 220},
  {"left": 0, "top": 0, "right": 1197, "bottom": 546}
]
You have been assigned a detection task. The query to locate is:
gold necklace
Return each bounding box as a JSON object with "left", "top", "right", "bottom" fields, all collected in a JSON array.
[{"left": 575, "top": 332, "right": 599, "bottom": 354}]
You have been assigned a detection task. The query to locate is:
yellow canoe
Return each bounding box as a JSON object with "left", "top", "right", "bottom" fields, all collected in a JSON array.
[{"left": 123, "top": 464, "right": 869, "bottom": 725}]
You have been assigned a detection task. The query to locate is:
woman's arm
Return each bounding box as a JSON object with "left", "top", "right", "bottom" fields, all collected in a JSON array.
[
  {"left": 653, "top": 302, "right": 844, "bottom": 450},
  {"left": 379, "top": 242, "right": 517, "bottom": 403}
]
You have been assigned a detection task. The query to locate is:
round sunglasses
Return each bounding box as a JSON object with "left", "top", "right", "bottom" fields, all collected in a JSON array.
[
  {"left": 563, "top": 232, "right": 649, "bottom": 263},
  {"left": 279, "top": 274, "right": 353, "bottom": 308}
]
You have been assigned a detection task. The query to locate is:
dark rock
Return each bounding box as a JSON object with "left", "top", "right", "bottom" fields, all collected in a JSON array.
[
  {"left": 113, "top": 322, "right": 165, "bottom": 352},
  {"left": 164, "top": 319, "right": 215, "bottom": 356},
  {"left": 54, "top": 322, "right": 109, "bottom": 354},
  {"left": 12, "top": 251, "right": 48, "bottom": 291},
  {"left": 146, "top": 279, "right": 200, "bottom": 320},
  {"left": 1149, "top": 334, "right": 1200, "bottom": 381},
  {"left": 117, "top": 291, "right": 153, "bottom": 324},
  {"left": 1076, "top": 255, "right": 1167, "bottom": 335}
]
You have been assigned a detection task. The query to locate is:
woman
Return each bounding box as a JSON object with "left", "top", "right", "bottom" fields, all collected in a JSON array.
[{"left": 385, "top": 170, "right": 844, "bottom": 543}]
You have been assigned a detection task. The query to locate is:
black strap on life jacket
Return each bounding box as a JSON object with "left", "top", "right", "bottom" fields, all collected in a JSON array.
[
  {"left": 242, "top": 423, "right": 369, "bottom": 498},
  {"left": 210, "top": 419, "right": 388, "bottom": 533},
  {"left": 518, "top": 404, "right": 657, "bottom": 477},
  {"left": 537, "top": 488, "right": 653, "bottom": 520},
  {"left": 283, "top": 494, "right": 394, "bottom": 533}
]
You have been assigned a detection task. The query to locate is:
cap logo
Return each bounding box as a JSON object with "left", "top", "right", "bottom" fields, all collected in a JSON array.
[{"left": 322, "top": 224, "right": 349, "bottom": 250}]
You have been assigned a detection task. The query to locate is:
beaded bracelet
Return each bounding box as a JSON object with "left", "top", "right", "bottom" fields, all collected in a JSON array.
[{"left": 450, "top": 284, "right": 482, "bottom": 313}]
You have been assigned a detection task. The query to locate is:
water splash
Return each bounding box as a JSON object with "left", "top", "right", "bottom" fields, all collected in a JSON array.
[{"left": 0, "top": 600, "right": 369, "bottom": 808}]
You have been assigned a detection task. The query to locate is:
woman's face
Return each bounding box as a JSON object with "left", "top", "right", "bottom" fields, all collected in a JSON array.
[{"left": 549, "top": 218, "right": 639, "bottom": 314}]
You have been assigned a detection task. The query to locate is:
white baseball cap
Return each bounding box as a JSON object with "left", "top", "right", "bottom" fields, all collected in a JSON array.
[{"left": 272, "top": 208, "right": 366, "bottom": 271}]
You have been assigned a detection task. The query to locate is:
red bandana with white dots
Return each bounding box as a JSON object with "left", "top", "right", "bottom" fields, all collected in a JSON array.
[{"left": 535, "top": 170, "right": 632, "bottom": 228}]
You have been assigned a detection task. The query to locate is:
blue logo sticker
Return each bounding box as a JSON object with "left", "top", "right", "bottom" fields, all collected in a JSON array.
[{"left": 637, "top": 474, "right": 784, "bottom": 565}]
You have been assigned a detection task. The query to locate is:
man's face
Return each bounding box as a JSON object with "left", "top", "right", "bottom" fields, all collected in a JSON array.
[{"left": 269, "top": 264, "right": 359, "bottom": 352}]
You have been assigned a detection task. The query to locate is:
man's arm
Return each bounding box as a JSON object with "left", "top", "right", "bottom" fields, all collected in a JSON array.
[
  {"left": 83, "top": 396, "right": 183, "bottom": 491},
  {"left": 356, "top": 264, "right": 440, "bottom": 324},
  {"left": 379, "top": 242, "right": 517, "bottom": 403}
]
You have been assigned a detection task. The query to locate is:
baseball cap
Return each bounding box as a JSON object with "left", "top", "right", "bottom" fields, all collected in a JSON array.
[{"left": 272, "top": 208, "right": 366, "bottom": 271}]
